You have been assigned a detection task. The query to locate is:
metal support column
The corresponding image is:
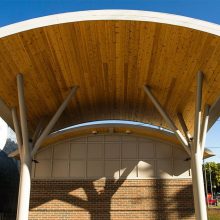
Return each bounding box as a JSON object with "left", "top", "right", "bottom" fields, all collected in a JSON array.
[
  {"left": 177, "top": 112, "right": 192, "bottom": 144},
  {"left": 16, "top": 74, "right": 32, "bottom": 220},
  {"left": 191, "top": 71, "right": 207, "bottom": 220},
  {"left": 200, "top": 105, "right": 210, "bottom": 157},
  {"left": 14, "top": 74, "right": 78, "bottom": 220},
  {"left": 31, "top": 86, "right": 78, "bottom": 156},
  {"left": 143, "top": 71, "right": 209, "bottom": 219},
  {"left": 143, "top": 85, "right": 191, "bottom": 156},
  {"left": 12, "top": 108, "right": 23, "bottom": 160}
]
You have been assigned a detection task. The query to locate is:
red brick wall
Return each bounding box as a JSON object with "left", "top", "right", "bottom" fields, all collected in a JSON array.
[{"left": 29, "top": 179, "right": 195, "bottom": 220}]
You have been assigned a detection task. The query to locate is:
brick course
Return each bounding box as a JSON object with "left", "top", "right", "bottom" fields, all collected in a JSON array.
[{"left": 29, "top": 179, "right": 195, "bottom": 220}]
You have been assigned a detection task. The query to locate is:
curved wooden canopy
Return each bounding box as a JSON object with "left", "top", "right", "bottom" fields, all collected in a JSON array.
[{"left": 1, "top": 10, "right": 220, "bottom": 136}]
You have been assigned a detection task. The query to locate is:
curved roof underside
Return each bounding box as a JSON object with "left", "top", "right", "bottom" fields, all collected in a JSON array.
[{"left": 1, "top": 10, "right": 220, "bottom": 137}]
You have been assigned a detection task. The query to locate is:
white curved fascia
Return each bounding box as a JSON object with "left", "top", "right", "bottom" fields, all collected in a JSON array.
[
  {"left": 1, "top": 10, "right": 220, "bottom": 38},
  {"left": 50, "top": 122, "right": 174, "bottom": 139}
]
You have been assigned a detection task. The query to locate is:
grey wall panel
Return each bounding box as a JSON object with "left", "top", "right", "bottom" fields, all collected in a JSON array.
[
  {"left": 122, "top": 142, "right": 137, "bottom": 159},
  {"left": 173, "top": 160, "right": 191, "bottom": 177},
  {"left": 35, "top": 160, "right": 51, "bottom": 178},
  {"left": 33, "top": 134, "right": 191, "bottom": 180},
  {"left": 173, "top": 147, "right": 188, "bottom": 160},
  {"left": 35, "top": 147, "right": 52, "bottom": 160},
  {"left": 138, "top": 160, "right": 155, "bottom": 178},
  {"left": 156, "top": 143, "right": 172, "bottom": 158},
  {"left": 70, "top": 143, "right": 87, "bottom": 159},
  {"left": 87, "top": 161, "right": 104, "bottom": 178},
  {"left": 70, "top": 161, "right": 85, "bottom": 178},
  {"left": 52, "top": 160, "right": 69, "bottom": 178},
  {"left": 105, "top": 160, "right": 120, "bottom": 178},
  {"left": 105, "top": 143, "right": 120, "bottom": 159},
  {"left": 157, "top": 160, "right": 173, "bottom": 178},
  {"left": 121, "top": 160, "right": 138, "bottom": 178},
  {"left": 139, "top": 142, "right": 155, "bottom": 159},
  {"left": 87, "top": 143, "right": 104, "bottom": 159},
  {"left": 53, "top": 143, "right": 69, "bottom": 159}
]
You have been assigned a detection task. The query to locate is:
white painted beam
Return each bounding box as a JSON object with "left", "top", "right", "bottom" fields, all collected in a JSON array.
[
  {"left": 143, "top": 85, "right": 191, "bottom": 156},
  {"left": 193, "top": 71, "right": 203, "bottom": 154},
  {"left": 16, "top": 74, "right": 32, "bottom": 220},
  {"left": 177, "top": 112, "right": 192, "bottom": 145},
  {"left": 12, "top": 108, "right": 23, "bottom": 159},
  {"left": 2, "top": 10, "right": 220, "bottom": 39},
  {"left": 31, "top": 86, "right": 78, "bottom": 156},
  {"left": 200, "top": 105, "right": 210, "bottom": 157},
  {"left": 191, "top": 71, "right": 207, "bottom": 220}
]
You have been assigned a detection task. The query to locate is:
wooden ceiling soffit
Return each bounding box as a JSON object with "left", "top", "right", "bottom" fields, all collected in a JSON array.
[{"left": 208, "top": 94, "right": 220, "bottom": 129}]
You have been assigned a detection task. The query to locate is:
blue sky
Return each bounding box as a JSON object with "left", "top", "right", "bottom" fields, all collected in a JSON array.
[
  {"left": 206, "top": 121, "right": 220, "bottom": 163},
  {"left": 0, "top": 0, "right": 219, "bottom": 162}
]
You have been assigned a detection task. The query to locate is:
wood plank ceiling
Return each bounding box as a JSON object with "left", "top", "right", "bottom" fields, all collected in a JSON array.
[{"left": 0, "top": 20, "right": 220, "bottom": 134}]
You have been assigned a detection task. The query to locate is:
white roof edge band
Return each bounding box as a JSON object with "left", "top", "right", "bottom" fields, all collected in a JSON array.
[
  {"left": 50, "top": 122, "right": 175, "bottom": 139},
  {"left": 1, "top": 10, "right": 220, "bottom": 38}
]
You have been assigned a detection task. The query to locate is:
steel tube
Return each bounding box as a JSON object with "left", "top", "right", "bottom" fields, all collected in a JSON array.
[
  {"left": 193, "top": 71, "right": 203, "bottom": 154},
  {"left": 191, "top": 152, "right": 207, "bottom": 220},
  {"left": 16, "top": 74, "right": 32, "bottom": 220},
  {"left": 143, "top": 85, "right": 191, "bottom": 156},
  {"left": 200, "top": 105, "right": 210, "bottom": 157},
  {"left": 32, "top": 86, "right": 78, "bottom": 156},
  {"left": 12, "top": 108, "right": 23, "bottom": 159},
  {"left": 191, "top": 71, "right": 208, "bottom": 220}
]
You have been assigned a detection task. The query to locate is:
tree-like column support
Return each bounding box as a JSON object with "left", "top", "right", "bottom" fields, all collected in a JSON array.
[
  {"left": 16, "top": 143, "right": 32, "bottom": 220},
  {"left": 143, "top": 85, "right": 191, "bottom": 156},
  {"left": 13, "top": 74, "right": 78, "bottom": 220},
  {"left": 143, "top": 70, "right": 209, "bottom": 219},
  {"left": 15, "top": 74, "right": 32, "bottom": 220},
  {"left": 191, "top": 151, "right": 207, "bottom": 219},
  {"left": 191, "top": 71, "right": 208, "bottom": 220}
]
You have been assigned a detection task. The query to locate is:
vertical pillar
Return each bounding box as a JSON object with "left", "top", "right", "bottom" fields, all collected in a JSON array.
[
  {"left": 191, "top": 151, "right": 207, "bottom": 219},
  {"left": 16, "top": 74, "right": 32, "bottom": 220},
  {"left": 16, "top": 143, "right": 32, "bottom": 220},
  {"left": 14, "top": 75, "right": 77, "bottom": 220},
  {"left": 191, "top": 71, "right": 207, "bottom": 220}
]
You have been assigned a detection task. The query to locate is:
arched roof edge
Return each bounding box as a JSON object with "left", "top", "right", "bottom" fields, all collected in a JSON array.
[
  {"left": 47, "top": 122, "right": 179, "bottom": 146},
  {"left": 1, "top": 10, "right": 220, "bottom": 38},
  {"left": 8, "top": 122, "right": 214, "bottom": 159}
]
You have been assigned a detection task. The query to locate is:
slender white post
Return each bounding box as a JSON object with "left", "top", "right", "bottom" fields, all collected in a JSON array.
[
  {"left": 177, "top": 112, "right": 192, "bottom": 144},
  {"left": 16, "top": 74, "right": 32, "bottom": 220},
  {"left": 32, "top": 86, "right": 78, "bottom": 156},
  {"left": 193, "top": 71, "right": 203, "bottom": 154},
  {"left": 143, "top": 85, "right": 191, "bottom": 156},
  {"left": 200, "top": 105, "right": 210, "bottom": 157},
  {"left": 14, "top": 74, "right": 78, "bottom": 220},
  {"left": 191, "top": 71, "right": 207, "bottom": 220},
  {"left": 12, "top": 108, "right": 23, "bottom": 159}
]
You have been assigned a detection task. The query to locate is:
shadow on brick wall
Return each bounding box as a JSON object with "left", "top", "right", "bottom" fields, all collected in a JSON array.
[
  {"left": 175, "top": 184, "right": 195, "bottom": 219},
  {"left": 30, "top": 161, "right": 195, "bottom": 219},
  {"left": 153, "top": 179, "right": 195, "bottom": 220},
  {"left": 30, "top": 164, "right": 135, "bottom": 220}
]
